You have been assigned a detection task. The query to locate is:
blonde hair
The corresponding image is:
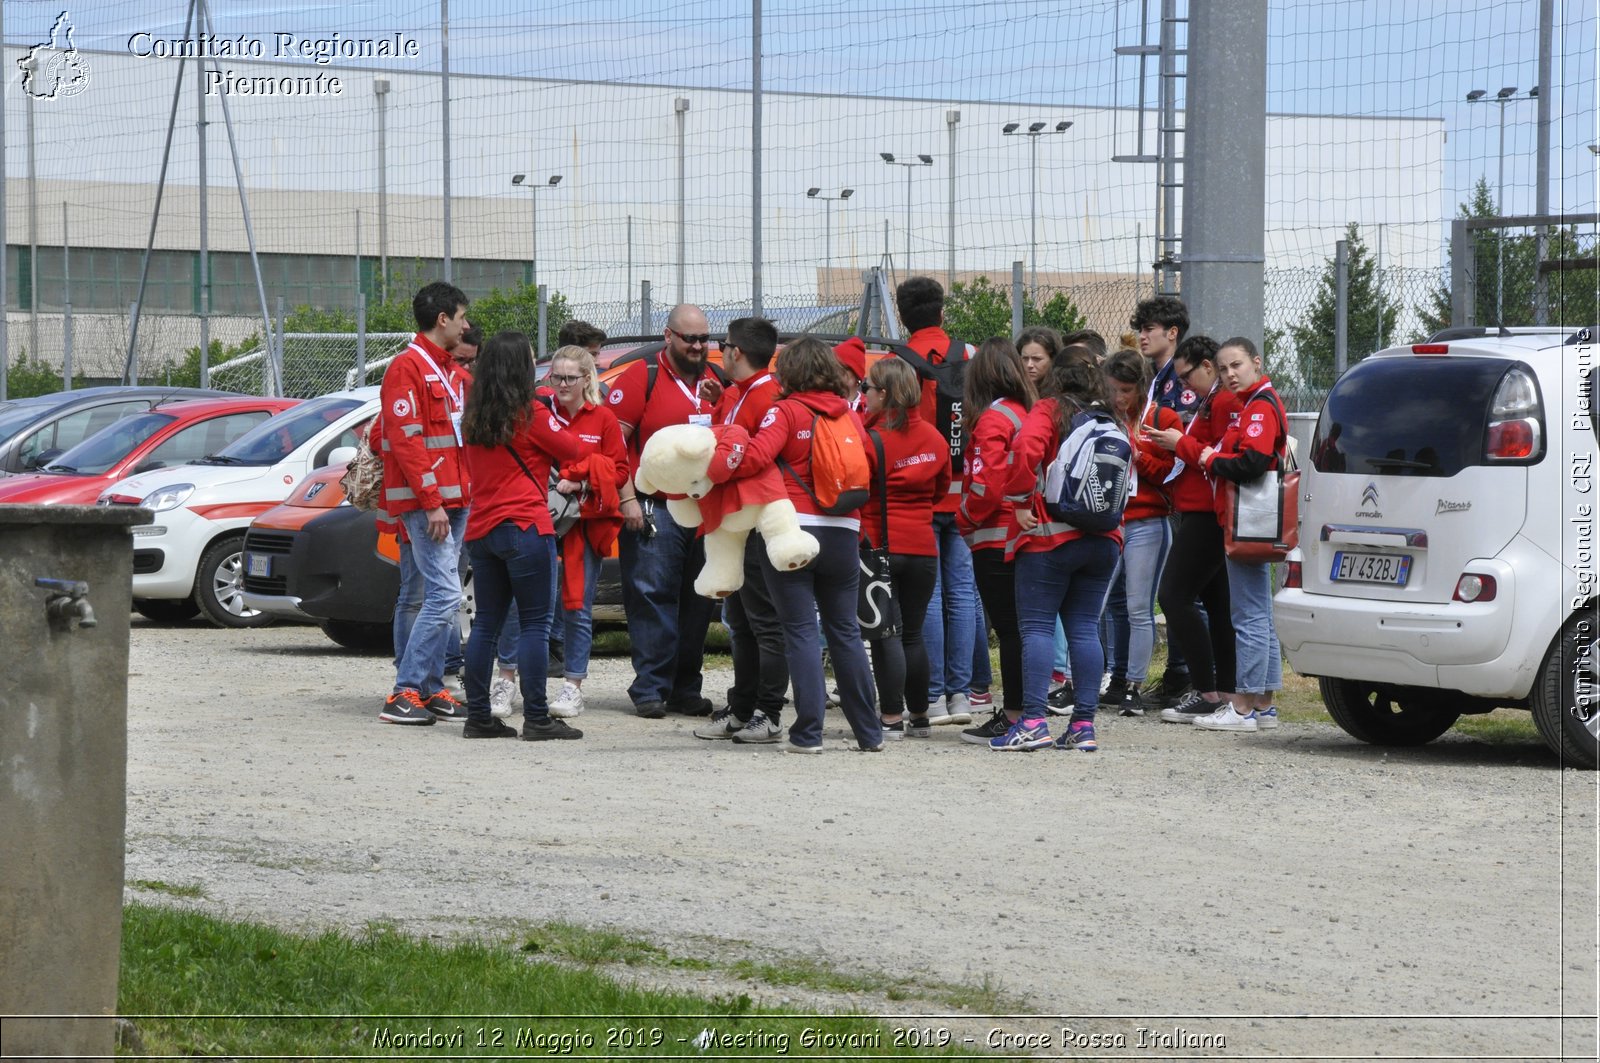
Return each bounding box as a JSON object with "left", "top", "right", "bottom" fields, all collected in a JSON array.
[{"left": 549, "top": 344, "right": 600, "bottom": 405}]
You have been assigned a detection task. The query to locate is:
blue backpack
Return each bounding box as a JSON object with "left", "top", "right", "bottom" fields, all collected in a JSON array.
[{"left": 1042, "top": 405, "right": 1132, "bottom": 532}]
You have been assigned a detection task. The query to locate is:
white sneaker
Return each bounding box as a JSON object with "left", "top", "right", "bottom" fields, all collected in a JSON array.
[
  {"left": 731, "top": 710, "right": 782, "bottom": 744},
  {"left": 489, "top": 676, "right": 517, "bottom": 719},
  {"left": 548, "top": 681, "right": 584, "bottom": 719},
  {"left": 1255, "top": 705, "right": 1280, "bottom": 730},
  {"left": 1193, "top": 702, "right": 1259, "bottom": 732},
  {"left": 927, "top": 693, "right": 973, "bottom": 727},
  {"left": 694, "top": 706, "right": 741, "bottom": 740}
]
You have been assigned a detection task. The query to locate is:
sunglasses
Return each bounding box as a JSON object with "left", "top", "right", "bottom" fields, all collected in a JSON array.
[
  {"left": 550, "top": 373, "right": 584, "bottom": 386},
  {"left": 860, "top": 382, "right": 883, "bottom": 393},
  {"left": 669, "top": 327, "right": 711, "bottom": 346}
]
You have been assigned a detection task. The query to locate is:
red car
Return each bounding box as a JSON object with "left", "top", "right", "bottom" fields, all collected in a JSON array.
[{"left": 0, "top": 395, "right": 298, "bottom": 508}]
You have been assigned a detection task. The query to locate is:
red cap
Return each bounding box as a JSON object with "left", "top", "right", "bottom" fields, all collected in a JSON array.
[
  {"left": 833, "top": 337, "right": 867, "bottom": 381},
  {"left": 706, "top": 424, "right": 753, "bottom": 485}
]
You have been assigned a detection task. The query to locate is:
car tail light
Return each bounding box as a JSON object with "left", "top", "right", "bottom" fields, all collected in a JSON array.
[
  {"left": 1484, "top": 367, "right": 1543, "bottom": 462},
  {"left": 1411, "top": 344, "right": 1449, "bottom": 355},
  {"left": 1453, "top": 573, "right": 1497, "bottom": 602},
  {"left": 1283, "top": 560, "right": 1302, "bottom": 588}
]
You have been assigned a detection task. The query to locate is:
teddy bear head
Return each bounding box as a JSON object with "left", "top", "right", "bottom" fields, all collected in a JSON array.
[{"left": 633, "top": 423, "right": 718, "bottom": 500}]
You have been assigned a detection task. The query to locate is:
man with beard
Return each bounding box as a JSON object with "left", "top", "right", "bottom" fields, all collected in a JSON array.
[{"left": 606, "top": 304, "right": 728, "bottom": 718}]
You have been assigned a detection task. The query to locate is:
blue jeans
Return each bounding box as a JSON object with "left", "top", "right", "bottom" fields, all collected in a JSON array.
[
  {"left": 394, "top": 540, "right": 464, "bottom": 677},
  {"left": 1101, "top": 566, "right": 1129, "bottom": 679},
  {"left": 618, "top": 500, "right": 714, "bottom": 707},
  {"left": 923, "top": 513, "right": 977, "bottom": 700},
  {"left": 393, "top": 508, "right": 469, "bottom": 695},
  {"left": 762, "top": 525, "right": 880, "bottom": 748},
  {"left": 465, "top": 522, "right": 556, "bottom": 723},
  {"left": 559, "top": 540, "right": 602, "bottom": 680},
  {"left": 1225, "top": 556, "right": 1283, "bottom": 695},
  {"left": 1119, "top": 516, "right": 1171, "bottom": 685},
  {"left": 1015, "top": 536, "right": 1120, "bottom": 719}
]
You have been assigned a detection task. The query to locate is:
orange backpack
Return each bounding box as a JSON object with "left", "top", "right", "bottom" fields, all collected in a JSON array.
[{"left": 779, "top": 409, "right": 871, "bottom": 515}]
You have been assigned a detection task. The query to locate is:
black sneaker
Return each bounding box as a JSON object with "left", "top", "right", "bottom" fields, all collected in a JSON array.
[
  {"left": 463, "top": 718, "right": 519, "bottom": 739},
  {"left": 1046, "top": 683, "right": 1074, "bottom": 715},
  {"left": 522, "top": 716, "right": 584, "bottom": 741},
  {"left": 881, "top": 719, "right": 906, "bottom": 740},
  {"left": 1099, "top": 676, "right": 1127, "bottom": 708},
  {"left": 424, "top": 689, "right": 469, "bottom": 722},
  {"left": 1119, "top": 689, "right": 1148, "bottom": 717},
  {"left": 633, "top": 700, "right": 667, "bottom": 719},
  {"left": 1160, "top": 689, "right": 1214, "bottom": 724},
  {"left": 667, "top": 696, "right": 714, "bottom": 717},
  {"left": 1155, "top": 671, "right": 1193, "bottom": 704},
  {"left": 961, "top": 709, "right": 1010, "bottom": 745},
  {"left": 906, "top": 715, "right": 932, "bottom": 739}
]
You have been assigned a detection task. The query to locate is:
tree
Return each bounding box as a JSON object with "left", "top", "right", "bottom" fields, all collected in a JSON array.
[
  {"left": 2, "top": 348, "right": 88, "bottom": 398},
  {"left": 940, "top": 275, "right": 1087, "bottom": 343},
  {"left": 1287, "top": 223, "right": 1398, "bottom": 391}
]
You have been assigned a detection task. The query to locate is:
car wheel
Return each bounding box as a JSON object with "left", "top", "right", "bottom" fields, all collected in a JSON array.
[
  {"left": 132, "top": 598, "right": 200, "bottom": 623},
  {"left": 194, "top": 535, "right": 275, "bottom": 629},
  {"left": 321, "top": 620, "right": 393, "bottom": 654},
  {"left": 1529, "top": 616, "right": 1600, "bottom": 770},
  {"left": 1319, "top": 677, "right": 1460, "bottom": 746}
]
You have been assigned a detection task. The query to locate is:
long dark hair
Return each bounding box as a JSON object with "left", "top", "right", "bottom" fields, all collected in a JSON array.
[
  {"left": 963, "top": 337, "right": 1035, "bottom": 434},
  {"left": 1041, "top": 358, "right": 1110, "bottom": 442},
  {"left": 461, "top": 330, "right": 536, "bottom": 446}
]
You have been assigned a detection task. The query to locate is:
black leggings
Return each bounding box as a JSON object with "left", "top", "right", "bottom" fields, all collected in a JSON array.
[
  {"left": 1156, "top": 511, "right": 1237, "bottom": 693},
  {"left": 971, "top": 548, "right": 1023, "bottom": 714},
  {"left": 869, "top": 553, "right": 938, "bottom": 718}
]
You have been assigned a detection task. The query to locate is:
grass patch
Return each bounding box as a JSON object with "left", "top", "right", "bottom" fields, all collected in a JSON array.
[
  {"left": 1453, "top": 708, "right": 1542, "bottom": 744},
  {"left": 128, "top": 879, "right": 207, "bottom": 899},
  {"left": 120, "top": 904, "right": 989, "bottom": 1059}
]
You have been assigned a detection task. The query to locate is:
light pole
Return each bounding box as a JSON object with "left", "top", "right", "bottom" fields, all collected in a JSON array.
[
  {"left": 806, "top": 187, "right": 853, "bottom": 304},
  {"left": 675, "top": 96, "right": 690, "bottom": 303},
  {"left": 880, "top": 152, "right": 933, "bottom": 276},
  {"left": 1003, "top": 120, "right": 1072, "bottom": 298},
  {"left": 1467, "top": 86, "right": 1538, "bottom": 324},
  {"left": 510, "top": 173, "right": 563, "bottom": 294},
  {"left": 374, "top": 77, "right": 390, "bottom": 302}
]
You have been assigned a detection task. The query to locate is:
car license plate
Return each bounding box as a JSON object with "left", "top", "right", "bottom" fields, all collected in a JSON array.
[
  {"left": 1331, "top": 550, "right": 1410, "bottom": 586},
  {"left": 246, "top": 553, "right": 271, "bottom": 578}
]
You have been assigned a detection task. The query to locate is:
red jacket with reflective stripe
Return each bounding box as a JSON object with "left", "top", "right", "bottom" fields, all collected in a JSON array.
[
  {"left": 957, "top": 398, "right": 1028, "bottom": 553},
  {"left": 378, "top": 334, "right": 472, "bottom": 515},
  {"left": 1123, "top": 403, "right": 1182, "bottom": 523},
  {"left": 1002, "top": 397, "right": 1124, "bottom": 556}
]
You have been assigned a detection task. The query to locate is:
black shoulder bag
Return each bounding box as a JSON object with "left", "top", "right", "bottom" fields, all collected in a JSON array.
[{"left": 856, "top": 430, "right": 902, "bottom": 640}]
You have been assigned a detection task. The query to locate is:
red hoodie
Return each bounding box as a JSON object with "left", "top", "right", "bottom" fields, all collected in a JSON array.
[
  {"left": 957, "top": 398, "right": 1028, "bottom": 553},
  {"left": 462, "top": 402, "right": 583, "bottom": 540},
  {"left": 1171, "top": 384, "right": 1244, "bottom": 514},
  {"left": 1123, "top": 401, "right": 1182, "bottom": 523},
  {"left": 859, "top": 410, "right": 950, "bottom": 556},
  {"left": 735, "top": 390, "right": 873, "bottom": 530},
  {"left": 1002, "top": 397, "right": 1125, "bottom": 556}
]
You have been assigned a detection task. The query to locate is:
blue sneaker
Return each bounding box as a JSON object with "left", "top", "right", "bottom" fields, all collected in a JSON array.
[
  {"left": 1057, "top": 719, "right": 1098, "bottom": 752},
  {"left": 989, "top": 716, "right": 1053, "bottom": 751}
]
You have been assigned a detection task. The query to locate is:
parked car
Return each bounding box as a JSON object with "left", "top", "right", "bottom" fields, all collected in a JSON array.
[
  {"left": 98, "top": 387, "right": 379, "bottom": 628},
  {"left": 0, "top": 385, "right": 227, "bottom": 477},
  {"left": 1274, "top": 326, "right": 1598, "bottom": 768}
]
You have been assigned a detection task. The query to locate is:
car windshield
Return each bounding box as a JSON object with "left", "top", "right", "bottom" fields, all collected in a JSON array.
[
  {"left": 1312, "top": 356, "right": 1514, "bottom": 477},
  {"left": 0, "top": 398, "right": 58, "bottom": 442},
  {"left": 205, "top": 396, "right": 365, "bottom": 466},
  {"left": 43, "top": 411, "right": 176, "bottom": 475}
]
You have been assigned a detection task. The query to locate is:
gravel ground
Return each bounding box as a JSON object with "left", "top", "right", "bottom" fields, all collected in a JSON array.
[{"left": 125, "top": 618, "right": 1598, "bottom": 1060}]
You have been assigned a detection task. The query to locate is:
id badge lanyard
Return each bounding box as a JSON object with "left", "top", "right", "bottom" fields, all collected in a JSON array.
[
  {"left": 409, "top": 343, "right": 466, "bottom": 445},
  {"left": 669, "top": 363, "right": 713, "bottom": 428}
]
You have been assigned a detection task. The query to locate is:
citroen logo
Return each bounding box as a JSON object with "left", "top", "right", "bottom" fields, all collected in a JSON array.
[
  {"left": 1361, "top": 482, "right": 1380, "bottom": 507},
  {"left": 305, "top": 482, "right": 327, "bottom": 501}
]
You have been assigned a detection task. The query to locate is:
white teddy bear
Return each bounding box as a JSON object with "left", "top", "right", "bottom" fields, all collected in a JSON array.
[{"left": 633, "top": 422, "right": 819, "bottom": 599}]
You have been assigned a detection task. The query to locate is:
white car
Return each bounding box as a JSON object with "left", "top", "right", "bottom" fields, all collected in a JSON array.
[
  {"left": 1274, "top": 326, "right": 1598, "bottom": 768},
  {"left": 100, "top": 387, "right": 379, "bottom": 627}
]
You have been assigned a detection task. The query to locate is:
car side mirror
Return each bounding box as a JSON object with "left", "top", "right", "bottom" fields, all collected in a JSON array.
[
  {"left": 26, "top": 447, "right": 62, "bottom": 469},
  {"left": 133, "top": 459, "right": 167, "bottom": 474},
  {"left": 328, "top": 446, "right": 357, "bottom": 465}
]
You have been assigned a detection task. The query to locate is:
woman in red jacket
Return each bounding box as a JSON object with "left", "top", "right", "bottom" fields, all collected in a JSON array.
[
  {"left": 1103, "top": 349, "right": 1181, "bottom": 716},
  {"left": 999, "top": 359, "right": 1125, "bottom": 753},
  {"left": 860, "top": 357, "right": 951, "bottom": 738},
  {"left": 458, "top": 331, "right": 583, "bottom": 741},
  {"left": 544, "top": 345, "right": 630, "bottom": 721},
  {"left": 1190, "top": 336, "right": 1286, "bottom": 732},
  {"left": 1144, "top": 335, "right": 1242, "bottom": 724},
  {"left": 730, "top": 336, "right": 882, "bottom": 753},
  {"left": 955, "top": 338, "right": 1034, "bottom": 744}
]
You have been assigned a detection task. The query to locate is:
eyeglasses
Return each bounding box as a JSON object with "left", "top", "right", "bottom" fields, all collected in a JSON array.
[
  {"left": 860, "top": 382, "right": 883, "bottom": 394},
  {"left": 669, "top": 327, "right": 711, "bottom": 346},
  {"left": 550, "top": 373, "right": 584, "bottom": 386},
  {"left": 1175, "top": 364, "right": 1200, "bottom": 382}
]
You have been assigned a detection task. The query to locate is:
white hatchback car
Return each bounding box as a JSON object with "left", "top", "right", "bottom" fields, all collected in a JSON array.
[
  {"left": 100, "top": 387, "right": 379, "bottom": 627},
  {"left": 1274, "top": 326, "right": 1598, "bottom": 768}
]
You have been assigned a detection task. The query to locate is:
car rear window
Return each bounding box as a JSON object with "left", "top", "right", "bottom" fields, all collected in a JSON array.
[{"left": 1311, "top": 356, "right": 1518, "bottom": 477}]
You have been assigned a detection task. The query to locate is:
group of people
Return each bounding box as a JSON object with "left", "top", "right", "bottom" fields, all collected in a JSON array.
[{"left": 373, "top": 278, "right": 1288, "bottom": 754}]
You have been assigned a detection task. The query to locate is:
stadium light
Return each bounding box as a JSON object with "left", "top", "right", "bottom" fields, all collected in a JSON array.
[
  {"left": 882, "top": 153, "right": 934, "bottom": 275},
  {"left": 1003, "top": 119, "right": 1075, "bottom": 297},
  {"left": 510, "top": 172, "right": 564, "bottom": 294},
  {"left": 1467, "top": 86, "right": 1538, "bottom": 324},
  {"left": 806, "top": 188, "right": 856, "bottom": 303}
]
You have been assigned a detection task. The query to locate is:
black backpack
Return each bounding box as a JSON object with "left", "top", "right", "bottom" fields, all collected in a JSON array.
[{"left": 892, "top": 338, "right": 968, "bottom": 479}]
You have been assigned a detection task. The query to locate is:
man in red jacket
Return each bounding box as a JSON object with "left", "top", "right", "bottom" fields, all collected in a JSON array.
[{"left": 377, "top": 281, "right": 474, "bottom": 726}]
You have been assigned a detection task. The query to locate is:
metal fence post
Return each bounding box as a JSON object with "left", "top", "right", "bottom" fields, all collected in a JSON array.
[
  {"left": 1333, "top": 239, "right": 1349, "bottom": 378},
  {"left": 536, "top": 283, "right": 548, "bottom": 362},
  {"left": 1011, "top": 260, "right": 1024, "bottom": 340},
  {"left": 355, "top": 295, "right": 367, "bottom": 388},
  {"left": 640, "top": 280, "right": 652, "bottom": 336},
  {"left": 127, "top": 303, "right": 138, "bottom": 386},
  {"left": 273, "top": 296, "right": 285, "bottom": 397},
  {"left": 1450, "top": 219, "right": 1473, "bottom": 328}
]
